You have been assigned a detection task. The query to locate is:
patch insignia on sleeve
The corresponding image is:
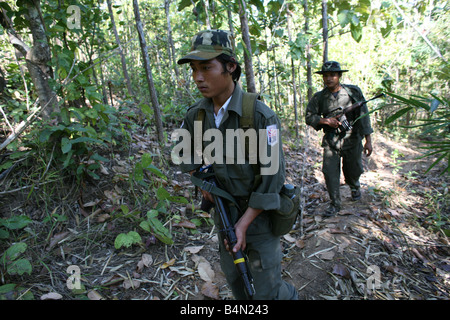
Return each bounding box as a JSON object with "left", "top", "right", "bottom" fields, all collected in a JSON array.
[{"left": 266, "top": 124, "right": 278, "bottom": 146}]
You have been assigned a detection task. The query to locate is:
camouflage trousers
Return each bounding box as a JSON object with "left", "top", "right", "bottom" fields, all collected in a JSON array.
[{"left": 322, "top": 141, "right": 364, "bottom": 209}]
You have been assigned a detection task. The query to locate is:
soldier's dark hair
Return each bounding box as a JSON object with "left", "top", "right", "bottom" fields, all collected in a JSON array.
[{"left": 216, "top": 53, "right": 241, "bottom": 82}]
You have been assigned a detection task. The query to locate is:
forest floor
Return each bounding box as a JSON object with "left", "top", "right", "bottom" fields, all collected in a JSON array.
[{"left": 0, "top": 123, "right": 449, "bottom": 301}]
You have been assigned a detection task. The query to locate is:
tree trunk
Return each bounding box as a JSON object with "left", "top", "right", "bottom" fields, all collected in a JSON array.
[
  {"left": 304, "top": 0, "right": 313, "bottom": 102},
  {"left": 165, "top": 0, "right": 180, "bottom": 81},
  {"left": 238, "top": 0, "right": 256, "bottom": 93},
  {"left": 286, "top": 5, "right": 298, "bottom": 138},
  {"left": 133, "top": 0, "right": 164, "bottom": 143},
  {"left": 107, "top": 0, "right": 134, "bottom": 100},
  {"left": 202, "top": 0, "right": 212, "bottom": 29},
  {"left": 322, "top": 0, "right": 328, "bottom": 63},
  {"left": 4, "top": 1, "right": 57, "bottom": 120}
]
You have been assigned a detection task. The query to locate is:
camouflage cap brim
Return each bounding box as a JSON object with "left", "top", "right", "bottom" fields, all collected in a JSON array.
[
  {"left": 177, "top": 29, "right": 236, "bottom": 65},
  {"left": 177, "top": 49, "right": 227, "bottom": 65}
]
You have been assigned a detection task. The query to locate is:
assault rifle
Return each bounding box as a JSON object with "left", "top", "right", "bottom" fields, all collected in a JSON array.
[
  {"left": 198, "top": 166, "right": 255, "bottom": 299},
  {"left": 325, "top": 93, "right": 384, "bottom": 134}
]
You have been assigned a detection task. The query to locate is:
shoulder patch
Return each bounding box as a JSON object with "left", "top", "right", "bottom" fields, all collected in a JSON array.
[{"left": 266, "top": 124, "right": 278, "bottom": 146}]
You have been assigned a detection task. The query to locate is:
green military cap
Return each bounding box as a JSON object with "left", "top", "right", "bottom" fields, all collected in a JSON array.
[
  {"left": 315, "top": 61, "right": 349, "bottom": 74},
  {"left": 177, "top": 29, "right": 236, "bottom": 65}
]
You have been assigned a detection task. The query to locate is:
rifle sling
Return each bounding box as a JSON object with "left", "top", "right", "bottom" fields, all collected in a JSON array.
[{"left": 190, "top": 171, "right": 242, "bottom": 211}]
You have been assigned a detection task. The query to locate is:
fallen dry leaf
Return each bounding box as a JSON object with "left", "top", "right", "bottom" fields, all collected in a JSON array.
[
  {"left": 330, "top": 228, "right": 346, "bottom": 234},
  {"left": 40, "top": 292, "right": 63, "bottom": 300},
  {"left": 283, "top": 234, "right": 296, "bottom": 243},
  {"left": 198, "top": 261, "right": 215, "bottom": 282},
  {"left": 295, "top": 239, "right": 306, "bottom": 249},
  {"left": 48, "top": 231, "right": 70, "bottom": 250},
  {"left": 87, "top": 290, "right": 104, "bottom": 300},
  {"left": 97, "top": 213, "right": 110, "bottom": 223},
  {"left": 141, "top": 253, "right": 153, "bottom": 267},
  {"left": 173, "top": 220, "right": 196, "bottom": 229},
  {"left": 104, "top": 190, "right": 121, "bottom": 204},
  {"left": 332, "top": 263, "right": 350, "bottom": 279},
  {"left": 137, "top": 253, "right": 153, "bottom": 272},
  {"left": 201, "top": 281, "right": 219, "bottom": 300},
  {"left": 319, "top": 250, "right": 335, "bottom": 260},
  {"left": 184, "top": 245, "right": 204, "bottom": 254},
  {"left": 123, "top": 279, "right": 140, "bottom": 290},
  {"left": 161, "top": 258, "right": 176, "bottom": 269}
]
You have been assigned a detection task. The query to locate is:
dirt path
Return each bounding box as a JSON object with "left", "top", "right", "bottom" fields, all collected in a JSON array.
[
  {"left": 0, "top": 127, "right": 448, "bottom": 300},
  {"left": 281, "top": 129, "right": 449, "bottom": 299}
]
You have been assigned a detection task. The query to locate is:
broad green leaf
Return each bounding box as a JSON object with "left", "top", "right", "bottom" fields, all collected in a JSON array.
[
  {"left": 385, "top": 106, "right": 413, "bottom": 125},
  {"left": 177, "top": 0, "right": 192, "bottom": 11},
  {"left": 0, "top": 284, "right": 34, "bottom": 300},
  {"left": 156, "top": 187, "right": 170, "bottom": 201},
  {"left": 3, "top": 242, "right": 27, "bottom": 262},
  {"left": 0, "top": 215, "right": 32, "bottom": 230},
  {"left": 134, "top": 163, "right": 144, "bottom": 182},
  {"left": 0, "top": 229, "right": 9, "bottom": 239},
  {"left": 0, "top": 160, "right": 13, "bottom": 170},
  {"left": 7, "top": 258, "right": 32, "bottom": 276},
  {"left": 337, "top": 10, "right": 351, "bottom": 27},
  {"left": 61, "top": 137, "right": 72, "bottom": 154},
  {"left": 146, "top": 164, "right": 166, "bottom": 179},
  {"left": 167, "top": 196, "right": 189, "bottom": 204},
  {"left": 140, "top": 210, "right": 173, "bottom": 245},
  {"left": 114, "top": 231, "right": 142, "bottom": 249},
  {"left": 141, "top": 153, "right": 153, "bottom": 168},
  {"left": 350, "top": 24, "right": 363, "bottom": 42}
]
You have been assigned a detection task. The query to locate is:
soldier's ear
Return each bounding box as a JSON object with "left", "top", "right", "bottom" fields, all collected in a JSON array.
[{"left": 227, "top": 62, "right": 237, "bottom": 74}]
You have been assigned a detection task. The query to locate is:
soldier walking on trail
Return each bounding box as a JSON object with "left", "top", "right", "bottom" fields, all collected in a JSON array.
[
  {"left": 305, "top": 61, "right": 374, "bottom": 217},
  {"left": 176, "top": 30, "right": 298, "bottom": 300}
]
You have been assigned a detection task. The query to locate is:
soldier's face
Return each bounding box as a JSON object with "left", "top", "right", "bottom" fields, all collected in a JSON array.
[
  {"left": 190, "top": 58, "right": 235, "bottom": 100},
  {"left": 322, "top": 72, "right": 341, "bottom": 91}
]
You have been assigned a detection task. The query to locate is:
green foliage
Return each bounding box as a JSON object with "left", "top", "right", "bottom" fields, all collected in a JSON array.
[
  {"left": 114, "top": 231, "right": 142, "bottom": 249},
  {"left": 133, "top": 152, "right": 166, "bottom": 186},
  {"left": 0, "top": 283, "right": 34, "bottom": 300},
  {"left": 1, "top": 243, "right": 32, "bottom": 276},
  {"left": 140, "top": 210, "right": 173, "bottom": 245},
  {"left": 0, "top": 215, "right": 34, "bottom": 292},
  {"left": 138, "top": 186, "right": 189, "bottom": 245},
  {"left": 385, "top": 92, "right": 449, "bottom": 174}
]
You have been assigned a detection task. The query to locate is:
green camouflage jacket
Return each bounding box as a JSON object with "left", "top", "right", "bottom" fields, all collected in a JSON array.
[{"left": 179, "top": 83, "right": 285, "bottom": 212}]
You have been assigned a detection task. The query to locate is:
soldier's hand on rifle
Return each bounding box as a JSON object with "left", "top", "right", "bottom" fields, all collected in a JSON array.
[
  {"left": 320, "top": 116, "right": 341, "bottom": 129},
  {"left": 228, "top": 207, "right": 263, "bottom": 253},
  {"left": 190, "top": 169, "right": 215, "bottom": 203},
  {"left": 200, "top": 189, "right": 215, "bottom": 204}
]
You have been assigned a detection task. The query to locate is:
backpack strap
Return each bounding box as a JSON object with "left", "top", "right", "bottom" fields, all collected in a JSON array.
[
  {"left": 196, "top": 108, "right": 206, "bottom": 123},
  {"left": 241, "top": 92, "right": 261, "bottom": 190},
  {"left": 240, "top": 92, "right": 259, "bottom": 130}
]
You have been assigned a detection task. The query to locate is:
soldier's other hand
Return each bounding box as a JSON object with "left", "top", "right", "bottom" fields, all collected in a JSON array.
[{"left": 364, "top": 141, "right": 373, "bottom": 157}]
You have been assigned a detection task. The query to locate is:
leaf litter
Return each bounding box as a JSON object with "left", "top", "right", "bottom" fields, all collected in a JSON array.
[{"left": 0, "top": 126, "right": 448, "bottom": 300}]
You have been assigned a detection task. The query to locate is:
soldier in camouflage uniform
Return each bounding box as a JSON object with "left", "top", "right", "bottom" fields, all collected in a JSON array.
[
  {"left": 305, "top": 61, "right": 373, "bottom": 216},
  {"left": 177, "top": 30, "right": 298, "bottom": 300}
]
